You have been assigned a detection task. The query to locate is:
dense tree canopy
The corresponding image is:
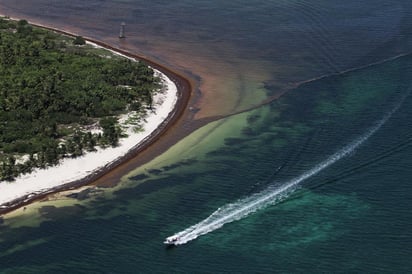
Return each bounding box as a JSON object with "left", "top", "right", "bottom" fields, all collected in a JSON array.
[{"left": 0, "top": 18, "right": 161, "bottom": 181}]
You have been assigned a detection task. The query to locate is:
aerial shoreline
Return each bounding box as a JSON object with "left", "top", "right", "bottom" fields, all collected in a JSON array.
[{"left": 0, "top": 18, "right": 193, "bottom": 215}]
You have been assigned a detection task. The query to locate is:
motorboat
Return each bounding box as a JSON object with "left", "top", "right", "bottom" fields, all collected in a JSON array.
[{"left": 164, "top": 236, "right": 179, "bottom": 246}]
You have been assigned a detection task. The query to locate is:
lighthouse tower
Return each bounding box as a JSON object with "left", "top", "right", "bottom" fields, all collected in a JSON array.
[{"left": 119, "top": 22, "right": 126, "bottom": 38}]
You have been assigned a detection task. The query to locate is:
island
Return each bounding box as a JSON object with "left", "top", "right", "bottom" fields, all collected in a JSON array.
[{"left": 0, "top": 17, "right": 188, "bottom": 212}]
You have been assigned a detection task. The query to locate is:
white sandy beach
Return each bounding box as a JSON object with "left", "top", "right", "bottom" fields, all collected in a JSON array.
[{"left": 0, "top": 45, "right": 178, "bottom": 206}]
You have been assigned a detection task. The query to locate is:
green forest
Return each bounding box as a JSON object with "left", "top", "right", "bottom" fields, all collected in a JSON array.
[{"left": 0, "top": 18, "right": 161, "bottom": 181}]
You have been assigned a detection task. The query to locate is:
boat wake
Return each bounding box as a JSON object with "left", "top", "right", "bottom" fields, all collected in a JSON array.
[{"left": 166, "top": 91, "right": 408, "bottom": 246}]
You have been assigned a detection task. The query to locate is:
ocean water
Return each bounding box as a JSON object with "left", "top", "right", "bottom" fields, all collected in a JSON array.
[{"left": 1, "top": 1, "right": 412, "bottom": 273}]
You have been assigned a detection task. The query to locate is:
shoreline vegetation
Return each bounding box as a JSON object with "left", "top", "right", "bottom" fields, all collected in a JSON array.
[
  {"left": 0, "top": 18, "right": 162, "bottom": 181},
  {"left": 0, "top": 17, "right": 190, "bottom": 214}
]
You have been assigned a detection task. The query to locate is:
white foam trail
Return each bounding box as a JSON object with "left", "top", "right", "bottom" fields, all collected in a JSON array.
[{"left": 167, "top": 91, "right": 408, "bottom": 245}]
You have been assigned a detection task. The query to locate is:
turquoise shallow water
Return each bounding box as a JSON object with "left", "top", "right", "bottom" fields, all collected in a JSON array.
[{"left": 1, "top": 1, "right": 412, "bottom": 273}]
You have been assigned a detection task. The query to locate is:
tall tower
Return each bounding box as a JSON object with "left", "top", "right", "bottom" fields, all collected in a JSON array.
[{"left": 119, "top": 22, "right": 126, "bottom": 38}]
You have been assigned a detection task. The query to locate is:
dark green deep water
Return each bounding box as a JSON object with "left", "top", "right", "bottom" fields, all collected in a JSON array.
[{"left": 1, "top": 1, "right": 412, "bottom": 273}]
